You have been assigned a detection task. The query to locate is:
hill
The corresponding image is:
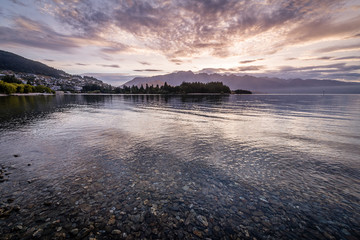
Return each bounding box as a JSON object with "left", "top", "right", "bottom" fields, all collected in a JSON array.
[
  {"left": 0, "top": 50, "right": 66, "bottom": 78},
  {"left": 124, "top": 71, "right": 360, "bottom": 94}
]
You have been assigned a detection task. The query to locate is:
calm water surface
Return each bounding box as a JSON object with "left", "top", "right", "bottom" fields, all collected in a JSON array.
[{"left": 0, "top": 94, "right": 359, "bottom": 239}]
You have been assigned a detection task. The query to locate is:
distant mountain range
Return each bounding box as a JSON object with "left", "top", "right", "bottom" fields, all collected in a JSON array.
[
  {"left": 0, "top": 50, "right": 66, "bottom": 78},
  {"left": 124, "top": 71, "right": 360, "bottom": 94}
]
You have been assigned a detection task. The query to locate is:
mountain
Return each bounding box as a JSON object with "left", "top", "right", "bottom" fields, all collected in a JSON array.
[
  {"left": 124, "top": 71, "right": 360, "bottom": 94},
  {"left": 0, "top": 50, "right": 66, "bottom": 78}
]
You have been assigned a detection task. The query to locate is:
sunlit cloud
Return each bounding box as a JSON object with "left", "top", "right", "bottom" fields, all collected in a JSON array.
[{"left": 37, "top": 0, "right": 358, "bottom": 58}]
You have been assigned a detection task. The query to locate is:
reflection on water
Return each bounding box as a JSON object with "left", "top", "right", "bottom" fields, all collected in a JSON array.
[{"left": 0, "top": 94, "right": 359, "bottom": 239}]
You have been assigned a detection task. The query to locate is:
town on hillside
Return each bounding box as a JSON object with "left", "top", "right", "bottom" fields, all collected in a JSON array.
[{"left": 0, "top": 70, "right": 111, "bottom": 92}]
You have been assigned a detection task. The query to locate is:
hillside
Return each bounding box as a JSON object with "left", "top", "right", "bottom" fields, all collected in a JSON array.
[
  {"left": 0, "top": 50, "right": 66, "bottom": 78},
  {"left": 124, "top": 71, "right": 360, "bottom": 94}
]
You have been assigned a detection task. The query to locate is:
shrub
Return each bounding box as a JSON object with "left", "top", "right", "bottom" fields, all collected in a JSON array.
[
  {"left": 34, "top": 85, "right": 53, "bottom": 93},
  {"left": 1, "top": 75, "right": 22, "bottom": 84},
  {"left": 24, "top": 84, "right": 34, "bottom": 93},
  {"left": 0, "top": 81, "right": 17, "bottom": 94}
]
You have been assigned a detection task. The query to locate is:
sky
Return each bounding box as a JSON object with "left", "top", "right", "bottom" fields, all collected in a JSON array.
[{"left": 0, "top": 0, "right": 359, "bottom": 86}]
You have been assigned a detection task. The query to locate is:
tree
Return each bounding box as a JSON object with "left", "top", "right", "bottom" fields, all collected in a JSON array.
[
  {"left": 0, "top": 81, "right": 17, "bottom": 94},
  {"left": 34, "top": 85, "right": 53, "bottom": 93},
  {"left": 1, "top": 75, "right": 22, "bottom": 84},
  {"left": 24, "top": 84, "right": 34, "bottom": 93}
]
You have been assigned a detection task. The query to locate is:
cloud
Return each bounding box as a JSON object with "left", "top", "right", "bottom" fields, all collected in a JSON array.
[
  {"left": 334, "top": 56, "right": 360, "bottom": 60},
  {"left": 273, "top": 63, "right": 360, "bottom": 80},
  {"left": 10, "top": 0, "right": 26, "bottom": 6},
  {"left": 0, "top": 16, "right": 79, "bottom": 51},
  {"left": 239, "top": 60, "right": 257, "bottom": 64},
  {"left": 290, "top": 55, "right": 360, "bottom": 62},
  {"left": 101, "top": 44, "right": 129, "bottom": 54},
  {"left": 200, "top": 65, "right": 265, "bottom": 74},
  {"left": 313, "top": 56, "right": 334, "bottom": 60},
  {"left": 278, "top": 63, "right": 360, "bottom": 72},
  {"left": 304, "top": 56, "right": 334, "bottom": 61},
  {"left": 98, "top": 64, "right": 120, "bottom": 68},
  {"left": 138, "top": 61, "right": 151, "bottom": 66},
  {"left": 41, "top": 0, "right": 356, "bottom": 58},
  {"left": 43, "top": 59, "right": 54, "bottom": 62},
  {"left": 76, "top": 63, "right": 89, "bottom": 66},
  {"left": 316, "top": 43, "right": 360, "bottom": 53},
  {"left": 170, "top": 59, "right": 185, "bottom": 65},
  {"left": 285, "top": 15, "right": 360, "bottom": 45},
  {"left": 133, "top": 69, "right": 163, "bottom": 72}
]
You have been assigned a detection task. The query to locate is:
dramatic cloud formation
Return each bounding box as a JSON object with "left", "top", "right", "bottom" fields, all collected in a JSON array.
[
  {"left": 0, "top": 0, "right": 359, "bottom": 82},
  {"left": 41, "top": 0, "right": 359, "bottom": 58}
]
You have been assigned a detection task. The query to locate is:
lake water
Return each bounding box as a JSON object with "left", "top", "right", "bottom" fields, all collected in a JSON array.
[{"left": 0, "top": 94, "right": 359, "bottom": 239}]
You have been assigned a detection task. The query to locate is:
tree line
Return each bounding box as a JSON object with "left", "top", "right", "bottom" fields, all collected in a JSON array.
[
  {"left": 81, "top": 81, "right": 253, "bottom": 94},
  {"left": 108, "top": 81, "right": 231, "bottom": 94},
  {"left": 0, "top": 75, "right": 54, "bottom": 94}
]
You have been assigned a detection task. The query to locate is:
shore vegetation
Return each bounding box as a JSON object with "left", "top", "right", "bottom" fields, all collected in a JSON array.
[
  {"left": 0, "top": 75, "right": 54, "bottom": 94},
  {"left": 111, "top": 82, "right": 232, "bottom": 94}
]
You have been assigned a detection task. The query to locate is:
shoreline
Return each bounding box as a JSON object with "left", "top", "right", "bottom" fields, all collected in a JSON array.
[
  {"left": 0, "top": 93, "right": 55, "bottom": 97},
  {"left": 1, "top": 93, "right": 359, "bottom": 97}
]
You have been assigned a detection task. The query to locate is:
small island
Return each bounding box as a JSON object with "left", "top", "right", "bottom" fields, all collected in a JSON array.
[
  {"left": 233, "top": 89, "right": 252, "bottom": 94},
  {"left": 85, "top": 81, "right": 252, "bottom": 95}
]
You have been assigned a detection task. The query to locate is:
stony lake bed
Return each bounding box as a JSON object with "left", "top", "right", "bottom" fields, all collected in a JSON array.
[{"left": 0, "top": 94, "right": 359, "bottom": 239}]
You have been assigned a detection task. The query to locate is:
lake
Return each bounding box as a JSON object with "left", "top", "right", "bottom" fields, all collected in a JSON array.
[{"left": 0, "top": 94, "right": 359, "bottom": 239}]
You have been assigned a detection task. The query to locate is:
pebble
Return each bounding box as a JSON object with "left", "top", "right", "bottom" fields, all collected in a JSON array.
[
  {"left": 197, "top": 215, "right": 208, "bottom": 227},
  {"left": 182, "top": 185, "right": 190, "bottom": 191},
  {"left": 15, "top": 225, "right": 23, "bottom": 231},
  {"left": 193, "top": 229, "right": 203, "bottom": 238},
  {"left": 70, "top": 228, "right": 79, "bottom": 235},
  {"left": 107, "top": 215, "right": 116, "bottom": 225},
  {"left": 342, "top": 228, "right": 350, "bottom": 235},
  {"left": 32, "top": 229, "right": 43, "bottom": 238},
  {"left": 0, "top": 150, "right": 358, "bottom": 240},
  {"left": 111, "top": 229, "right": 121, "bottom": 235}
]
